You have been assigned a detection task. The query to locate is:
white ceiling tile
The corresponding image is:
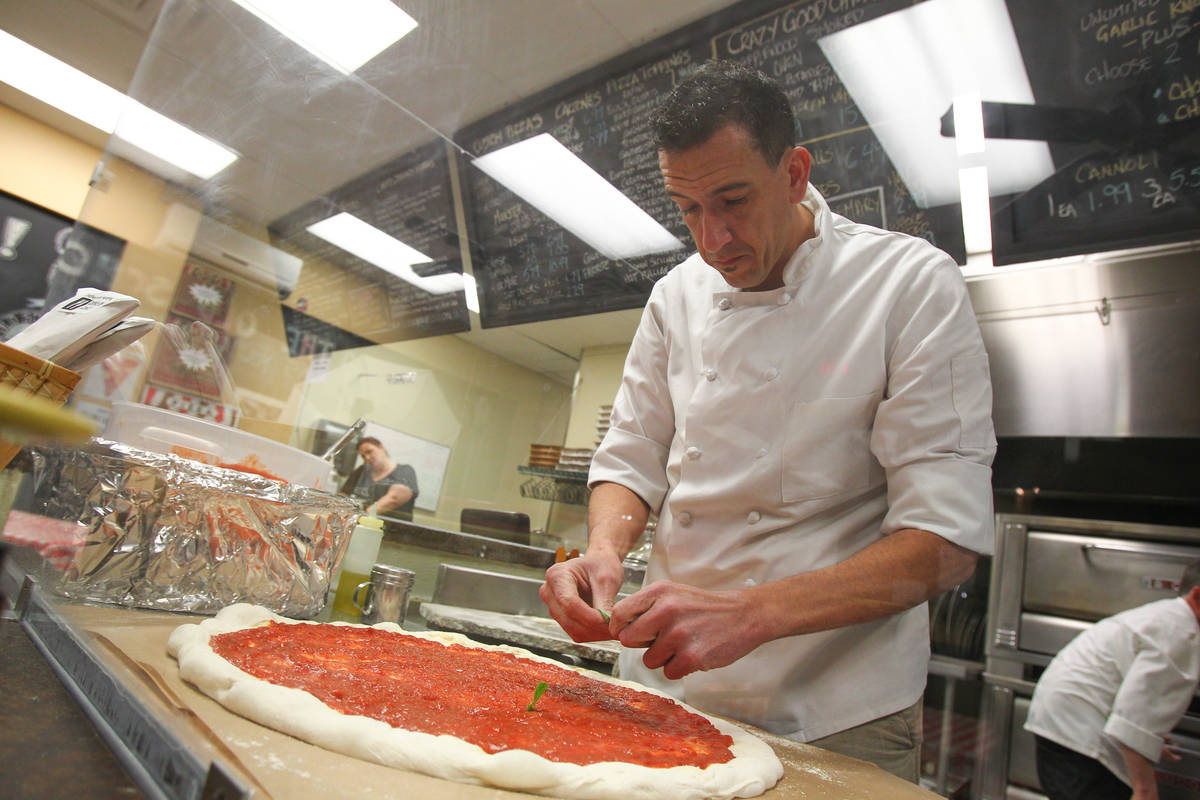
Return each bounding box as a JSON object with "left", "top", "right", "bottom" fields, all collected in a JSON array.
[
  {"left": 588, "top": 0, "right": 739, "bottom": 48},
  {"left": 2, "top": 0, "right": 718, "bottom": 376}
]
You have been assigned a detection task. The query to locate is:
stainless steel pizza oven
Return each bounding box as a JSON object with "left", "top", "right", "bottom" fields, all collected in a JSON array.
[
  {"left": 964, "top": 243, "right": 1200, "bottom": 799},
  {"left": 974, "top": 512, "right": 1200, "bottom": 799}
]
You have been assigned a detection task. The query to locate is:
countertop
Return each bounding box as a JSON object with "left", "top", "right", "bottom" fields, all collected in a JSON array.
[
  {"left": 5, "top": 588, "right": 938, "bottom": 800},
  {"left": 378, "top": 518, "right": 646, "bottom": 587},
  {"left": 0, "top": 512, "right": 937, "bottom": 800}
]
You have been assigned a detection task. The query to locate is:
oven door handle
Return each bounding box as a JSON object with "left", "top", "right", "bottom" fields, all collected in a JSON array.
[
  {"left": 1166, "top": 744, "right": 1200, "bottom": 759},
  {"left": 1081, "top": 542, "right": 1198, "bottom": 561}
]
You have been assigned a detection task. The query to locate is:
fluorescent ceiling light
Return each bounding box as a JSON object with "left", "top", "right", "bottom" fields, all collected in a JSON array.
[
  {"left": 0, "top": 29, "right": 237, "bottom": 180},
  {"left": 959, "top": 166, "right": 992, "bottom": 254},
  {"left": 112, "top": 101, "right": 238, "bottom": 180},
  {"left": 462, "top": 272, "right": 480, "bottom": 313},
  {"left": 307, "top": 212, "right": 464, "bottom": 295},
  {"left": 953, "top": 92, "right": 985, "bottom": 157},
  {"left": 472, "top": 133, "right": 684, "bottom": 261},
  {"left": 818, "top": 0, "right": 1054, "bottom": 208},
  {"left": 230, "top": 0, "right": 418, "bottom": 74},
  {"left": 0, "top": 29, "right": 124, "bottom": 131}
]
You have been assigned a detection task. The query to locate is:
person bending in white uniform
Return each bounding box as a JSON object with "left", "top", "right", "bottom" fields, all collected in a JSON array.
[
  {"left": 540, "top": 60, "right": 996, "bottom": 782},
  {"left": 1025, "top": 558, "right": 1200, "bottom": 800}
]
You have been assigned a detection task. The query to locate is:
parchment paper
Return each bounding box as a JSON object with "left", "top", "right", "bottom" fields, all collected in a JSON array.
[{"left": 61, "top": 604, "right": 939, "bottom": 800}]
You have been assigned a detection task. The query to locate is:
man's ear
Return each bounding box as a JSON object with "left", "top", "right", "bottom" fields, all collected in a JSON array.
[{"left": 786, "top": 146, "right": 812, "bottom": 203}]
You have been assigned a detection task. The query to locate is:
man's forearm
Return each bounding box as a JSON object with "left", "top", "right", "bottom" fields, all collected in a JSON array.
[
  {"left": 586, "top": 482, "right": 650, "bottom": 560},
  {"left": 373, "top": 485, "right": 414, "bottom": 513},
  {"left": 1120, "top": 744, "right": 1159, "bottom": 800},
  {"left": 745, "top": 528, "right": 978, "bottom": 641}
]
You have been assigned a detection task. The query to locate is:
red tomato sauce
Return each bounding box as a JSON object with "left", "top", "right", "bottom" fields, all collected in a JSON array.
[
  {"left": 210, "top": 622, "right": 734, "bottom": 768},
  {"left": 216, "top": 461, "right": 286, "bottom": 482}
]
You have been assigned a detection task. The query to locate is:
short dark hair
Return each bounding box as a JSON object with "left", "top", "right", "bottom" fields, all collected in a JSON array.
[
  {"left": 1181, "top": 558, "right": 1200, "bottom": 594},
  {"left": 357, "top": 436, "right": 384, "bottom": 452},
  {"left": 650, "top": 59, "right": 795, "bottom": 166}
]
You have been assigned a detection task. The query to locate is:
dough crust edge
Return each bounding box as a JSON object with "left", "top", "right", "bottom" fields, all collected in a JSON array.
[{"left": 168, "top": 603, "right": 784, "bottom": 800}]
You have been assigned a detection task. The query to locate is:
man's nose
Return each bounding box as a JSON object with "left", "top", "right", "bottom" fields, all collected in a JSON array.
[{"left": 698, "top": 212, "right": 732, "bottom": 252}]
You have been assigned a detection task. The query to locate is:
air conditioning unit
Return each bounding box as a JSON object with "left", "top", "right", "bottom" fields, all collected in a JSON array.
[{"left": 155, "top": 203, "right": 303, "bottom": 299}]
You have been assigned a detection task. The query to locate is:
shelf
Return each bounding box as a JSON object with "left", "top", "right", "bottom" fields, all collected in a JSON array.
[
  {"left": 517, "top": 465, "right": 589, "bottom": 482},
  {"left": 517, "top": 466, "right": 591, "bottom": 505},
  {"left": 928, "top": 654, "right": 985, "bottom": 681}
]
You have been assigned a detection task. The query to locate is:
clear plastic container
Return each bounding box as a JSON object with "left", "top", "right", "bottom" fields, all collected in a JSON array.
[
  {"left": 330, "top": 516, "right": 384, "bottom": 617},
  {"left": 102, "top": 401, "right": 332, "bottom": 489}
]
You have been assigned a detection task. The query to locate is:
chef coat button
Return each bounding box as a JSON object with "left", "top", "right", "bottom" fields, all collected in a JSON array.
[
  {"left": 685, "top": 446, "right": 701, "bottom": 460},
  {"left": 718, "top": 298, "right": 733, "bottom": 310},
  {"left": 703, "top": 368, "right": 717, "bottom": 381},
  {"left": 764, "top": 367, "right": 779, "bottom": 381},
  {"left": 677, "top": 512, "right": 693, "bottom": 527},
  {"left": 778, "top": 293, "right": 791, "bottom": 305},
  {"left": 747, "top": 510, "right": 761, "bottom": 524},
  {"left": 755, "top": 448, "right": 768, "bottom": 459}
]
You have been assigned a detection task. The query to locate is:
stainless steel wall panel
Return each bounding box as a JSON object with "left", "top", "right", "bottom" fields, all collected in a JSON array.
[{"left": 967, "top": 245, "right": 1200, "bottom": 438}]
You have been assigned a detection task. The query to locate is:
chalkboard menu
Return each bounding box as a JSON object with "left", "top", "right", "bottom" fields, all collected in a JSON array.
[
  {"left": 991, "top": 0, "right": 1200, "bottom": 264},
  {"left": 280, "top": 305, "right": 373, "bottom": 357},
  {"left": 454, "top": 44, "right": 697, "bottom": 328},
  {"left": 271, "top": 138, "right": 470, "bottom": 342},
  {"left": 456, "top": 0, "right": 967, "bottom": 329},
  {"left": 711, "top": 2, "right": 965, "bottom": 253}
]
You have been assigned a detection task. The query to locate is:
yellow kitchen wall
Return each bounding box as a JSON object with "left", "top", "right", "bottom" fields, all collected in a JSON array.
[
  {"left": 0, "top": 105, "right": 94, "bottom": 220},
  {"left": 0, "top": 105, "right": 185, "bottom": 325},
  {"left": 564, "top": 344, "right": 629, "bottom": 449},
  {"left": 292, "top": 335, "right": 574, "bottom": 543},
  {"left": 540, "top": 344, "right": 633, "bottom": 548},
  {"left": 0, "top": 104, "right": 300, "bottom": 427}
]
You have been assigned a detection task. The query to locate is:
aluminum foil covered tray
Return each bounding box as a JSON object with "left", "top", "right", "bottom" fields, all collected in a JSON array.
[{"left": 30, "top": 439, "right": 360, "bottom": 617}]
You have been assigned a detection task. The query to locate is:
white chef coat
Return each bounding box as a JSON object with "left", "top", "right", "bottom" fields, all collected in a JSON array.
[
  {"left": 589, "top": 184, "right": 996, "bottom": 740},
  {"left": 1025, "top": 597, "right": 1200, "bottom": 787}
]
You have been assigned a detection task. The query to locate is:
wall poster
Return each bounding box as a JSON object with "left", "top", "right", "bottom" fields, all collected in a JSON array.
[{"left": 144, "top": 261, "right": 240, "bottom": 416}]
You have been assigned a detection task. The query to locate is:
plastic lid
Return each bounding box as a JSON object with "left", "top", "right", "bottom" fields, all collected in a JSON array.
[{"left": 356, "top": 515, "right": 384, "bottom": 531}]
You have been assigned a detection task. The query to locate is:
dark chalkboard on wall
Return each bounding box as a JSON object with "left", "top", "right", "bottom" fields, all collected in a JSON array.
[
  {"left": 0, "top": 190, "right": 126, "bottom": 340},
  {"left": 271, "top": 138, "right": 471, "bottom": 342},
  {"left": 711, "top": 3, "right": 965, "bottom": 257},
  {"left": 455, "top": 0, "right": 1200, "bottom": 327},
  {"left": 991, "top": 0, "right": 1200, "bottom": 264},
  {"left": 454, "top": 41, "right": 704, "bottom": 328},
  {"left": 456, "top": 0, "right": 965, "bottom": 330},
  {"left": 280, "top": 305, "right": 373, "bottom": 357}
]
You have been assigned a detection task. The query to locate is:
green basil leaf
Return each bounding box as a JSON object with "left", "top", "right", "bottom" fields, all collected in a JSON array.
[{"left": 525, "top": 681, "right": 549, "bottom": 712}]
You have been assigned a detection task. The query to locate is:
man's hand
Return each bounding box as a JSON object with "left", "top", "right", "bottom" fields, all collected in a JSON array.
[
  {"left": 540, "top": 552, "right": 626, "bottom": 642},
  {"left": 611, "top": 581, "right": 767, "bottom": 680}
]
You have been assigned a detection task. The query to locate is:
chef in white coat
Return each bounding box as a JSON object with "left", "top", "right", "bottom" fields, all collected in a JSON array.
[
  {"left": 1024, "top": 559, "right": 1200, "bottom": 800},
  {"left": 540, "top": 60, "right": 996, "bottom": 782}
]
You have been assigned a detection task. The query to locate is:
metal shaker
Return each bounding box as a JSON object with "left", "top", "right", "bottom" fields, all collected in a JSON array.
[{"left": 353, "top": 563, "right": 415, "bottom": 626}]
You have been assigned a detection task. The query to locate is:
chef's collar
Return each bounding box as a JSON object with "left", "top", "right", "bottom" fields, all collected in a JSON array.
[
  {"left": 708, "top": 183, "right": 827, "bottom": 308},
  {"left": 780, "top": 182, "right": 827, "bottom": 288}
]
